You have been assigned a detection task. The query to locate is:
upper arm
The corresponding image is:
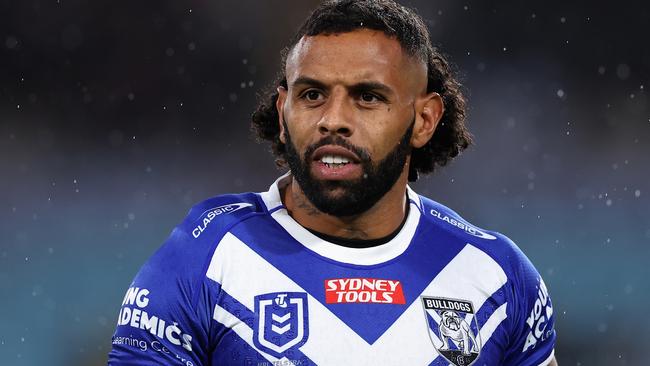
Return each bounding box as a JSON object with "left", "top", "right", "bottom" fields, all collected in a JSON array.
[
  {"left": 107, "top": 229, "right": 213, "bottom": 366},
  {"left": 501, "top": 243, "right": 557, "bottom": 365}
]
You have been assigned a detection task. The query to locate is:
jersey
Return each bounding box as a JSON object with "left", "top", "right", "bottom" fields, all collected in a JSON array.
[{"left": 108, "top": 175, "right": 556, "bottom": 366}]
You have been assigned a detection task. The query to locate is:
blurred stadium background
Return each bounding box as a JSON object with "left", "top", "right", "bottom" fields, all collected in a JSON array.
[{"left": 1, "top": 0, "right": 648, "bottom": 364}]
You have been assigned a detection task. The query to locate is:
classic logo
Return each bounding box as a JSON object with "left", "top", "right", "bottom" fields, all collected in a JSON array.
[
  {"left": 421, "top": 296, "right": 481, "bottom": 366},
  {"left": 191, "top": 202, "right": 253, "bottom": 238},
  {"left": 324, "top": 278, "right": 405, "bottom": 304},
  {"left": 253, "top": 292, "right": 309, "bottom": 358},
  {"left": 429, "top": 209, "right": 497, "bottom": 240}
]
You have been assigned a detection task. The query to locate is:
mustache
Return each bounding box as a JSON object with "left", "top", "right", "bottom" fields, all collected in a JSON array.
[{"left": 303, "top": 135, "right": 371, "bottom": 164}]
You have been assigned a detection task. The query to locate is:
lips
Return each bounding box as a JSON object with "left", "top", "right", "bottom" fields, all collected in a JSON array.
[
  {"left": 310, "top": 145, "right": 363, "bottom": 180},
  {"left": 312, "top": 145, "right": 361, "bottom": 164}
]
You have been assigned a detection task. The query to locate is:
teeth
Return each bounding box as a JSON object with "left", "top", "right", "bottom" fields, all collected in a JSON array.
[{"left": 321, "top": 155, "right": 350, "bottom": 164}]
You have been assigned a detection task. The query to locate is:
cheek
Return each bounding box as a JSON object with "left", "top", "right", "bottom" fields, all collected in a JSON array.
[
  {"left": 361, "top": 119, "right": 407, "bottom": 158},
  {"left": 284, "top": 103, "right": 330, "bottom": 147},
  {"left": 284, "top": 117, "right": 314, "bottom": 152}
]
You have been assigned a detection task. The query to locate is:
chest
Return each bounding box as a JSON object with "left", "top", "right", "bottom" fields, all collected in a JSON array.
[{"left": 205, "top": 231, "right": 509, "bottom": 365}]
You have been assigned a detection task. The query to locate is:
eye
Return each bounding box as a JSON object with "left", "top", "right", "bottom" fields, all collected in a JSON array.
[
  {"left": 302, "top": 90, "right": 323, "bottom": 101},
  {"left": 360, "top": 92, "right": 381, "bottom": 103}
]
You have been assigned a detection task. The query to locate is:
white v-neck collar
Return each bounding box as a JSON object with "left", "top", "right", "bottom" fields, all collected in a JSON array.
[{"left": 259, "top": 173, "right": 422, "bottom": 266}]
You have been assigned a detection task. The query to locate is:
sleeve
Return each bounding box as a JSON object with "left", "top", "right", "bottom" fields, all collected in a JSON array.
[
  {"left": 107, "top": 228, "right": 214, "bottom": 366},
  {"left": 502, "top": 245, "right": 557, "bottom": 366}
]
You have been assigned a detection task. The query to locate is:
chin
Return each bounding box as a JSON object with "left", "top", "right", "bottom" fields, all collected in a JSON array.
[{"left": 316, "top": 185, "right": 351, "bottom": 199}]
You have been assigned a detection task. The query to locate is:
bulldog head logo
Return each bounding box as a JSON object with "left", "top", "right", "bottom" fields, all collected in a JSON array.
[
  {"left": 421, "top": 297, "right": 481, "bottom": 366},
  {"left": 439, "top": 310, "right": 478, "bottom": 356}
]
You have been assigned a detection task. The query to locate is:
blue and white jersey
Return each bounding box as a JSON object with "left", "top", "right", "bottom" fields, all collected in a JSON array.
[{"left": 108, "top": 175, "right": 556, "bottom": 366}]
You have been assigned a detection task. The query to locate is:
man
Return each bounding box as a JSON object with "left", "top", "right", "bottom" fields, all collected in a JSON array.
[{"left": 108, "top": 1, "right": 558, "bottom": 365}]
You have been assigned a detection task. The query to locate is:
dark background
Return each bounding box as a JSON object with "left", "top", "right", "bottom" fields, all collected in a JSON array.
[{"left": 1, "top": 0, "right": 649, "bottom": 364}]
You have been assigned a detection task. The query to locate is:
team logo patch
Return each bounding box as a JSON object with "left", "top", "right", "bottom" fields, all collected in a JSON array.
[
  {"left": 421, "top": 296, "right": 481, "bottom": 366},
  {"left": 253, "top": 292, "right": 309, "bottom": 358}
]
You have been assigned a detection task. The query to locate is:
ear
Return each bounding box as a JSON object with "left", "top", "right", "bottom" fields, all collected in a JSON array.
[
  {"left": 276, "top": 86, "right": 288, "bottom": 144},
  {"left": 411, "top": 92, "right": 444, "bottom": 148}
]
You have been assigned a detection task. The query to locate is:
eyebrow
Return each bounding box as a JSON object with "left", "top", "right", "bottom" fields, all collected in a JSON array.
[
  {"left": 291, "top": 76, "right": 395, "bottom": 97},
  {"left": 292, "top": 76, "right": 327, "bottom": 90}
]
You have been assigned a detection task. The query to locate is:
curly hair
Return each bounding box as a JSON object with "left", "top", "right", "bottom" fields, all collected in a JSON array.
[{"left": 251, "top": 0, "right": 472, "bottom": 181}]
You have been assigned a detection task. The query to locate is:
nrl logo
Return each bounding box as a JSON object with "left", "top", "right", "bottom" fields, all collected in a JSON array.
[
  {"left": 421, "top": 296, "right": 481, "bottom": 366},
  {"left": 253, "top": 292, "right": 309, "bottom": 358}
]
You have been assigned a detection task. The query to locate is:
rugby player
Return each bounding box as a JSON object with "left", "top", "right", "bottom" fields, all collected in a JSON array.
[{"left": 108, "top": 1, "right": 558, "bottom": 364}]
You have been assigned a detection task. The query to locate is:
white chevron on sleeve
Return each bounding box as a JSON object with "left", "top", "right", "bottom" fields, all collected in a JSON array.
[{"left": 207, "top": 233, "right": 509, "bottom": 365}]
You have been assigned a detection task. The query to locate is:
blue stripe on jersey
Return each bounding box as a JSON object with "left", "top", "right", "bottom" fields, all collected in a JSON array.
[
  {"left": 426, "top": 312, "right": 442, "bottom": 341},
  {"left": 214, "top": 286, "right": 254, "bottom": 332},
  {"left": 469, "top": 283, "right": 507, "bottom": 336},
  {"left": 229, "top": 215, "right": 469, "bottom": 345},
  {"left": 213, "top": 328, "right": 316, "bottom": 366}
]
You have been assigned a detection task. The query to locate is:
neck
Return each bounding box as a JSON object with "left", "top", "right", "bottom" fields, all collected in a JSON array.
[{"left": 281, "top": 169, "right": 410, "bottom": 240}]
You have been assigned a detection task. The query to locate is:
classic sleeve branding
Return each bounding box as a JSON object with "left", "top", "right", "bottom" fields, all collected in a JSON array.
[
  {"left": 324, "top": 278, "right": 405, "bottom": 304},
  {"left": 191, "top": 203, "right": 253, "bottom": 238}
]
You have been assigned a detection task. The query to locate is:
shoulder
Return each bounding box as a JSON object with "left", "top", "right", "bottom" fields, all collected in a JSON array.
[
  {"left": 416, "top": 194, "right": 533, "bottom": 279},
  {"left": 140, "top": 192, "right": 265, "bottom": 285},
  {"left": 110, "top": 192, "right": 265, "bottom": 362},
  {"left": 120, "top": 192, "right": 266, "bottom": 333},
  {"left": 178, "top": 192, "right": 265, "bottom": 240},
  {"left": 417, "top": 194, "right": 556, "bottom": 359}
]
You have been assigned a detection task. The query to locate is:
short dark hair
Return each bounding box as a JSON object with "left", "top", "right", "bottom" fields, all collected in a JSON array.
[{"left": 251, "top": 0, "right": 472, "bottom": 180}]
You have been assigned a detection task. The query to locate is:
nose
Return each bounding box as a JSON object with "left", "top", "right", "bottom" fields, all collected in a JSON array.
[{"left": 317, "top": 93, "right": 354, "bottom": 137}]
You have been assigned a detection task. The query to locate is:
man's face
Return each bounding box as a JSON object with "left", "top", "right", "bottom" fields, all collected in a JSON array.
[{"left": 277, "top": 29, "right": 431, "bottom": 216}]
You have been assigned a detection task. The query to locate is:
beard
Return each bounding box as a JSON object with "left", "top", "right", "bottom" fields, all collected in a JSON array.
[{"left": 283, "top": 118, "right": 414, "bottom": 217}]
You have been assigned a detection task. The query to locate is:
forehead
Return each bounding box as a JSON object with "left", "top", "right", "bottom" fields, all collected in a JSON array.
[{"left": 285, "top": 29, "right": 426, "bottom": 92}]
